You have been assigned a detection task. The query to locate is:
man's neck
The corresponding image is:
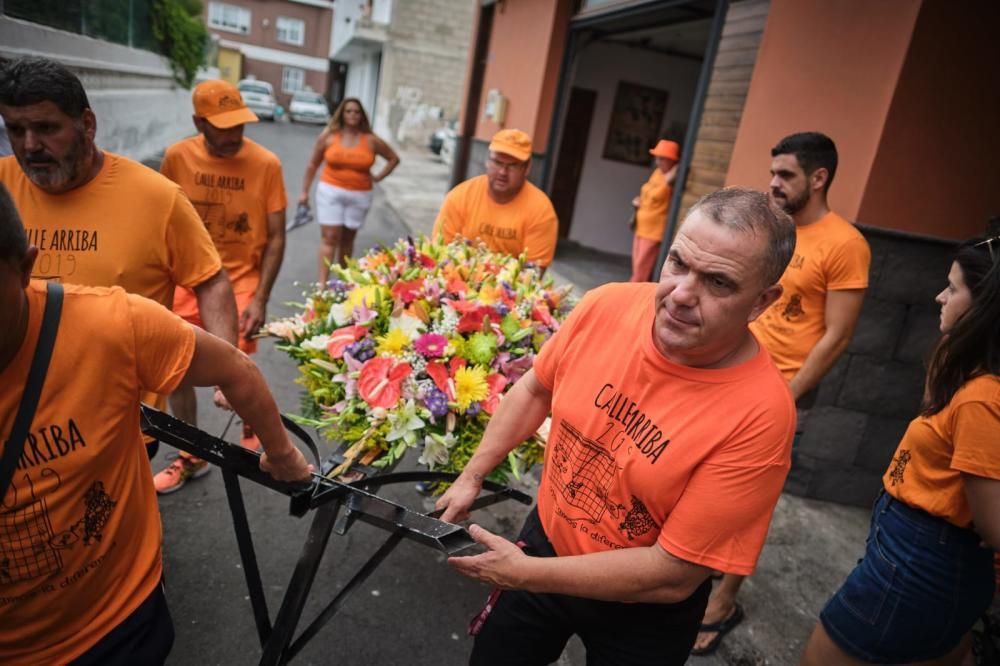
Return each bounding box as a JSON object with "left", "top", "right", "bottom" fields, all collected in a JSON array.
[
  {"left": 793, "top": 197, "right": 830, "bottom": 227},
  {"left": 487, "top": 185, "right": 521, "bottom": 205},
  {"left": 0, "top": 290, "right": 29, "bottom": 376}
]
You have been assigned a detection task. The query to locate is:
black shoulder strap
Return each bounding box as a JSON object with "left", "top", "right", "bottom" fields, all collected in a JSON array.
[{"left": 0, "top": 282, "right": 63, "bottom": 500}]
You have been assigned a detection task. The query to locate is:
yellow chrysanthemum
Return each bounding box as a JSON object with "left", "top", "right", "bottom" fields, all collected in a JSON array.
[
  {"left": 454, "top": 365, "right": 489, "bottom": 410},
  {"left": 346, "top": 285, "right": 386, "bottom": 311},
  {"left": 375, "top": 327, "right": 411, "bottom": 356}
]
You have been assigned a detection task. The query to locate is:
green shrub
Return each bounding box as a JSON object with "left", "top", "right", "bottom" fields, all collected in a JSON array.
[{"left": 151, "top": 0, "right": 208, "bottom": 88}]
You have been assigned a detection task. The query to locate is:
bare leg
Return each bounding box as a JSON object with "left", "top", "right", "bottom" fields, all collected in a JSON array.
[
  {"left": 693, "top": 574, "right": 745, "bottom": 652},
  {"left": 318, "top": 225, "right": 342, "bottom": 285},
  {"left": 800, "top": 623, "right": 973, "bottom": 666},
  {"left": 338, "top": 227, "right": 358, "bottom": 265},
  {"left": 169, "top": 384, "right": 198, "bottom": 427}
]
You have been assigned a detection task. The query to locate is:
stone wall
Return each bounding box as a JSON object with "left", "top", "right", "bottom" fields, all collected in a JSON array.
[
  {"left": 786, "top": 226, "right": 956, "bottom": 506},
  {"left": 0, "top": 16, "right": 192, "bottom": 162}
]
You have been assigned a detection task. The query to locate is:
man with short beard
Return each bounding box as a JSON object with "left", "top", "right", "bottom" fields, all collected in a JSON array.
[
  {"left": 154, "top": 79, "right": 288, "bottom": 493},
  {"left": 0, "top": 57, "right": 237, "bottom": 455},
  {"left": 692, "top": 132, "right": 871, "bottom": 656}
]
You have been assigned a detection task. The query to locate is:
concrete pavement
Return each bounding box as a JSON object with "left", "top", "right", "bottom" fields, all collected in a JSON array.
[{"left": 154, "top": 122, "right": 872, "bottom": 666}]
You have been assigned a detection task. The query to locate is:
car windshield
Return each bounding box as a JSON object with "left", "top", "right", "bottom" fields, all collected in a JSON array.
[
  {"left": 240, "top": 84, "right": 272, "bottom": 96},
  {"left": 293, "top": 93, "right": 326, "bottom": 104}
]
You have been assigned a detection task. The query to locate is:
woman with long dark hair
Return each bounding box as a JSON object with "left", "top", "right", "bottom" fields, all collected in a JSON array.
[
  {"left": 800, "top": 237, "right": 1000, "bottom": 665},
  {"left": 298, "top": 97, "right": 400, "bottom": 285}
]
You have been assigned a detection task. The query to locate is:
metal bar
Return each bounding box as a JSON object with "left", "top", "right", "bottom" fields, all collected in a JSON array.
[
  {"left": 652, "top": 0, "right": 731, "bottom": 279},
  {"left": 258, "top": 502, "right": 342, "bottom": 666},
  {"left": 222, "top": 469, "right": 273, "bottom": 647}
]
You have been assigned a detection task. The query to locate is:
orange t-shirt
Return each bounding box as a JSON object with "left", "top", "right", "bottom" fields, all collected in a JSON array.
[
  {"left": 320, "top": 132, "right": 375, "bottom": 191},
  {"left": 0, "top": 282, "right": 195, "bottom": 664},
  {"left": 883, "top": 375, "right": 1000, "bottom": 529},
  {"left": 750, "top": 211, "right": 870, "bottom": 379},
  {"left": 532, "top": 283, "right": 795, "bottom": 575},
  {"left": 160, "top": 136, "right": 287, "bottom": 294},
  {"left": 0, "top": 153, "right": 218, "bottom": 411},
  {"left": 634, "top": 168, "right": 672, "bottom": 242},
  {"left": 432, "top": 175, "right": 559, "bottom": 267}
]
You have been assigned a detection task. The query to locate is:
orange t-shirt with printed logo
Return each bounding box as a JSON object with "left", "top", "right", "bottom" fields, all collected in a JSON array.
[
  {"left": 634, "top": 168, "right": 672, "bottom": 242},
  {"left": 883, "top": 375, "right": 1000, "bottom": 529},
  {"left": 432, "top": 175, "right": 559, "bottom": 267},
  {"left": 532, "top": 283, "right": 795, "bottom": 575},
  {"left": 0, "top": 282, "right": 195, "bottom": 664},
  {"left": 320, "top": 132, "right": 375, "bottom": 191},
  {"left": 160, "top": 135, "right": 287, "bottom": 295},
  {"left": 750, "top": 211, "right": 870, "bottom": 379}
]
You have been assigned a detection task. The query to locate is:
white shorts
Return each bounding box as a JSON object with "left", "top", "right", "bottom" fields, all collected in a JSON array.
[{"left": 315, "top": 181, "right": 374, "bottom": 230}]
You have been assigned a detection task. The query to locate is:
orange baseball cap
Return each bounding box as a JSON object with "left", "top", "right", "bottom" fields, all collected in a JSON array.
[
  {"left": 192, "top": 80, "right": 258, "bottom": 129},
  {"left": 488, "top": 129, "right": 532, "bottom": 162},
  {"left": 649, "top": 139, "right": 680, "bottom": 161}
]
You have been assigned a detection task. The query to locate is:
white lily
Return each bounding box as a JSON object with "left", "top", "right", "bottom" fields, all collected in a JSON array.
[
  {"left": 300, "top": 334, "right": 330, "bottom": 351},
  {"left": 385, "top": 400, "right": 426, "bottom": 446}
]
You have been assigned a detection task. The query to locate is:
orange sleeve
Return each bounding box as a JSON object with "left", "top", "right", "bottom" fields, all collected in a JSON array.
[
  {"left": 126, "top": 293, "right": 197, "bottom": 395},
  {"left": 164, "top": 187, "right": 223, "bottom": 289},
  {"left": 266, "top": 158, "right": 288, "bottom": 214},
  {"left": 159, "top": 147, "right": 178, "bottom": 182},
  {"left": 826, "top": 235, "right": 871, "bottom": 290},
  {"left": 524, "top": 198, "right": 559, "bottom": 267},
  {"left": 433, "top": 186, "right": 465, "bottom": 242},
  {"left": 950, "top": 400, "right": 1000, "bottom": 481},
  {"left": 658, "top": 459, "right": 789, "bottom": 576}
]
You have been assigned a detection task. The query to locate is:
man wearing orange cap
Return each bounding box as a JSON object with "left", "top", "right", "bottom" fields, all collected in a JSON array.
[
  {"left": 0, "top": 56, "right": 237, "bottom": 454},
  {"left": 630, "top": 139, "right": 679, "bottom": 282},
  {"left": 433, "top": 129, "right": 558, "bottom": 267},
  {"left": 153, "top": 79, "right": 288, "bottom": 494}
]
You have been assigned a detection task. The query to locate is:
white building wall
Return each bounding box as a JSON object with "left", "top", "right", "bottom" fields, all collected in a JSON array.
[
  {"left": 566, "top": 42, "right": 702, "bottom": 256},
  {"left": 344, "top": 50, "right": 382, "bottom": 125}
]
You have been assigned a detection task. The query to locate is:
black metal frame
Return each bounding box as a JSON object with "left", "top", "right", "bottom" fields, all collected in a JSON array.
[{"left": 141, "top": 406, "right": 531, "bottom": 665}]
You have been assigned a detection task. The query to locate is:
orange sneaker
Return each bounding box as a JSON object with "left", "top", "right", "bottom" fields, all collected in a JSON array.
[
  {"left": 240, "top": 432, "right": 262, "bottom": 451},
  {"left": 154, "top": 454, "right": 211, "bottom": 495}
]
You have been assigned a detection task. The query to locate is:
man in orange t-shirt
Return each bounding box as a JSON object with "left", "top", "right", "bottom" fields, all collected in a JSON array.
[
  {"left": 433, "top": 129, "right": 558, "bottom": 268},
  {"left": 437, "top": 188, "right": 797, "bottom": 665},
  {"left": 0, "top": 57, "right": 238, "bottom": 458},
  {"left": 0, "top": 186, "right": 311, "bottom": 664},
  {"left": 155, "top": 79, "right": 289, "bottom": 493},
  {"left": 630, "top": 139, "right": 679, "bottom": 282},
  {"left": 694, "top": 132, "right": 871, "bottom": 654}
]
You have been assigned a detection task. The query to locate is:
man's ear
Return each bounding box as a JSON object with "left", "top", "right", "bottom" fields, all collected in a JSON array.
[
  {"left": 810, "top": 167, "right": 829, "bottom": 193},
  {"left": 81, "top": 108, "right": 97, "bottom": 142},
  {"left": 749, "top": 283, "right": 782, "bottom": 322},
  {"left": 20, "top": 246, "right": 39, "bottom": 288}
]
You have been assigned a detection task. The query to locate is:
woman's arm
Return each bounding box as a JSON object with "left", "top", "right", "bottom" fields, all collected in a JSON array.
[
  {"left": 299, "top": 130, "right": 330, "bottom": 205},
  {"left": 963, "top": 473, "right": 1000, "bottom": 550},
  {"left": 370, "top": 134, "right": 400, "bottom": 183}
]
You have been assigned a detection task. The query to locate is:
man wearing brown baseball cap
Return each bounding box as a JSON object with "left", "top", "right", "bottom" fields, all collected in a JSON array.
[
  {"left": 433, "top": 128, "right": 558, "bottom": 267},
  {"left": 155, "top": 79, "right": 289, "bottom": 494}
]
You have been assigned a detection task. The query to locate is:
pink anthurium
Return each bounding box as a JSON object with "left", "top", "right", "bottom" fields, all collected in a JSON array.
[
  {"left": 358, "top": 358, "right": 412, "bottom": 409},
  {"left": 326, "top": 325, "right": 368, "bottom": 359}
]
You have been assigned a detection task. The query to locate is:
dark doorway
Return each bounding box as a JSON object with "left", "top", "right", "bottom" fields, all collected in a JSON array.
[
  {"left": 327, "top": 61, "right": 349, "bottom": 108},
  {"left": 549, "top": 87, "right": 597, "bottom": 238}
]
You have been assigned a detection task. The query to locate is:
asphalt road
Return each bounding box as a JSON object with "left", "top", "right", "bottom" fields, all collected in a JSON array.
[{"left": 153, "top": 121, "right": 537, "bottom": 666}]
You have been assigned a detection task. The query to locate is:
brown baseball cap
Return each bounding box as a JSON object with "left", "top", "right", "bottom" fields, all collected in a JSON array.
[
  {"left": 488, "top": 129, "right": 532, "bottom": 162},
  {"left": 192, "top": 79, "right": 258, "bottom": 129}
]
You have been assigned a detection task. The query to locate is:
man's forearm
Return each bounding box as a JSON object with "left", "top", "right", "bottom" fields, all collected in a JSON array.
[
  {"left": 193, "top": 270, "right": 238, "bottom": 345},
  {"left": 218, "top": 353, "right": 294, "bottom": 457},
  {"left": 254, "top": 231, "right": 285, "bottom": 306},
  {"left": 521, "top": 545, "right": 706, "bottom": 604},
  {"left": 788, "top": 332, "right": 850, "bottom": 400}
]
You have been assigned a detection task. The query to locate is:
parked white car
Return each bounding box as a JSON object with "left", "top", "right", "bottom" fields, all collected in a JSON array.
[
  {"left": 237, "top": 79, "right": 276, "bottom": 121},
  {"left": 289, "top": 91, "right": 331, "bottom": 124}
]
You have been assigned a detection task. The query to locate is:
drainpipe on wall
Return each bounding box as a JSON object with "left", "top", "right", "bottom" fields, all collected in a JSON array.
[{"left": 651, "top": 0, "right": 730, "bottom": 279}]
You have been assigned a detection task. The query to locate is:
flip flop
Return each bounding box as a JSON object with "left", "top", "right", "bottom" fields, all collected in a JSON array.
[{"left": 689, "top": 603, "right": 744, "bottom": 657}]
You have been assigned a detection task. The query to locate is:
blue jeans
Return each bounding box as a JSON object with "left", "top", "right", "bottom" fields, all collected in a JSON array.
[{"left": 820, "top": 491, "right": 995, "bottom": 663}]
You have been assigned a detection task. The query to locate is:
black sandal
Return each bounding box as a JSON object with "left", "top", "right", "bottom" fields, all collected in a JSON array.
[{"left": 690, "top": 603, "right": 744, "bottom": 656}]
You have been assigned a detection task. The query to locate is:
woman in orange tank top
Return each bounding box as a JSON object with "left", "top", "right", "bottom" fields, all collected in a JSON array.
[{"left": 299, "top": 98, "right": 399, "bottom": 285}]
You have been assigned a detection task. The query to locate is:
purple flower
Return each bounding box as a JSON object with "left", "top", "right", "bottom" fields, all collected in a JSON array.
[
  {"left": 424, "top": 388, "right": 450, "bottom": 418},
  {"left": 346, "top": 337, "right": 376, "bottom": 362},
  {"left": 465, "top": 402, "right": 481, "bottom": 417},
  {"left": 414, "top": 333, "right": 448, "bottom": 358}
]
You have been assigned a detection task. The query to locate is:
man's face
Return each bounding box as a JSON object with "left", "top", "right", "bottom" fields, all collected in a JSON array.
[
  {"left": 768, "top": 153, "right": 811, "bottom": 215},
  {"left": 653, "top": 211, "right": 780, "bottom": 367},
  {"left": 485, "top": 151, "right": 529, "bottom": 199},
  {"left": 0, "top": 101, "right": 96, "bottom": 194},
  {"left": 655, "top": 157, "right": 677, "bottom": 173},
  {"left": 195, "top": 117, "right": 245, "bottom": 158}
]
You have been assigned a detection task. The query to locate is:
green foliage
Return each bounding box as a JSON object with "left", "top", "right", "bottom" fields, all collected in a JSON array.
[{"left": 151, "top": 0, "right": 208, "bottom": 88}]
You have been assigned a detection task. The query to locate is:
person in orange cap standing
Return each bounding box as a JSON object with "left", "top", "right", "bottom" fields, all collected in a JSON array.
[
  {"left": 154, "top": 79, "right": 290, "bottom": 494},
  {"left": 629, "top": 139, "right": 680, "bottom": 282},
  {"left": 433, "top": 129, "right": 558, "bottom": 268}
]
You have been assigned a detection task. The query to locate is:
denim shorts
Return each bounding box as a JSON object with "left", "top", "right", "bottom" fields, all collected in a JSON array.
[{"left": 820, "top": 491, "right": 995, "bottom": 663}]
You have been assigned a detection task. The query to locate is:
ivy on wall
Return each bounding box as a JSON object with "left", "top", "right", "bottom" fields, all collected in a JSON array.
[{"left": 151, "top": 0, "right": 207, "bottom": 88}]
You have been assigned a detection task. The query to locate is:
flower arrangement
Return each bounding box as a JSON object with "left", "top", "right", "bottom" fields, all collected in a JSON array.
[{"left": 264, "top": 236, "right": 574, "bottom": 484}]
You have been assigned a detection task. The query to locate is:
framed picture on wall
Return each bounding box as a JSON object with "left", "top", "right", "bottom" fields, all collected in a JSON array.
[{"left": 602, "top": 81, "right": 669, "bottom": 165}]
